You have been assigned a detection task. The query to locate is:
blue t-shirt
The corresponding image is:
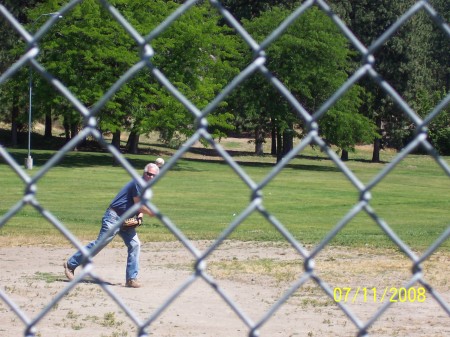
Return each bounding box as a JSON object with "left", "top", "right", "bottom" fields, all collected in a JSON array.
[{"left": 109, "top": 180, "right": 142, "bottom": 216}]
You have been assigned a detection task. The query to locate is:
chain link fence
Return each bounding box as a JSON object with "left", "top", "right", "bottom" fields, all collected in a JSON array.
[{"left": 0, "top": 0, "right": 449, "bottom": 336}]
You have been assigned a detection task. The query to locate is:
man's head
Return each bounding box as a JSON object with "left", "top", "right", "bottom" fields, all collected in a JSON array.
[{"left": 143, "top": 163, "right": 160, "bottom": 181}]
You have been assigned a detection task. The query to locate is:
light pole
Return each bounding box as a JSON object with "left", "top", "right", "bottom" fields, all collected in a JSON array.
[{"left": 26, "top": 12, "right": 62, "bottom": 170}]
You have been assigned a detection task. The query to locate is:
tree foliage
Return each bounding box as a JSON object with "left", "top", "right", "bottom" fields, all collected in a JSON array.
[
  {"left": 26, "top": 0, "right": 240, "bottom": 149},
  {"left": 328, "top": 0, "right": 449, "bottom": 160},
  {"left": 0, "top": 0, "right": 448, "bottom": 157},
  {"left": 232, "top": 6, "right": 376, "bottom": 158}
]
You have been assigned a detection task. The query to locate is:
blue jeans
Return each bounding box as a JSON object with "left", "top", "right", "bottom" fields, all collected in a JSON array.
[{"left": 67, "top": 208, "right": 141, "bottom": 281}]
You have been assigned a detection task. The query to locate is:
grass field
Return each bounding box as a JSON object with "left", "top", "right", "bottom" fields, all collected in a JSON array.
[
  {"left": 1, "top": 137, "right": 449, "bottom": 337},
  {"left": 0, "top": 137, "right": 449, "bottom": 252}
]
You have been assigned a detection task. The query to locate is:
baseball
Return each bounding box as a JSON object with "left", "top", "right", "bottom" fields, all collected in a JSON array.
[{"left": 155, "top": 157, "right": 165, "bottom": 167}]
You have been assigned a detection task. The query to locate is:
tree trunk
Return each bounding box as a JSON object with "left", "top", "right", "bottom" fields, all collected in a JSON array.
[
  {"left": 276, "top": 128, "right": 282, "bottom": 163},
  {"left": 282, "top": 127, "right": 293, "bottom": 156},
  {"left": 112, "top": 130, "right": 121, "bottom": 150},
  {"left": 63, "top": 118, "right": 70, "bottom": 143},
  {"left": 271, "top": 119, "right": 277, "bottom": 155},
  {"left": 125, "top": 131, "right": 139, "bottom": 154},
  {"left": 44, "top": 111, "right": 52, "bottom": 139},
  {"left": 70, "top": 123, "right": 82, "bottom": 150},
  {"left": 254, "top": 125, "right": 264, "bottom": 156},
  {"left": 341, "top": 149, "right": 349, "bottom": 161},
  {"left": 70, "top": 123, "right": 78, "bottom": 139},
  {"left": 372, "top": 117, "right": 381, "bottom": 163},
  {"left": 112, "top": 130, "right": 122, "bottom": 166},
  {"left": 372, "top": 138, "right": 380, "bottom": 163},
  {"left": 10, "top": 98, "right": 19, "bottom": 147}
]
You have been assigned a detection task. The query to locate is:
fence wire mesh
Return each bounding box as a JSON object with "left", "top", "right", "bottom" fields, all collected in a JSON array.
[{"left": 0, "top": 0, "right": 449, "bottom": 336}]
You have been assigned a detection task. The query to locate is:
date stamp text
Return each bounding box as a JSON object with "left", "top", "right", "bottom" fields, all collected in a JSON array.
[{"left": 333, "top": 286, "right": 426, "bottom": 303}]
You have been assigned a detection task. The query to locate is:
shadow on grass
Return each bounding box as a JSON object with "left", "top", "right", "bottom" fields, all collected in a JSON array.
[
  {"left": 1, "top": 129, "right": 379, "bottom": 172},
  {"left": 187, "top": 144, "right": 387, "bottom": 165},
  {"left": 2, "top": 148, "right": 343, "bottom": 173},
  {"left": 180, "top": 157, "right": 341, "bottom": 172}
]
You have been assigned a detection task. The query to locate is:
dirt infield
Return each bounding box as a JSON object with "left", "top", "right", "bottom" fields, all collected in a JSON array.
[{"left": 0, "top": 241, "right": 448, "bottom": 337}]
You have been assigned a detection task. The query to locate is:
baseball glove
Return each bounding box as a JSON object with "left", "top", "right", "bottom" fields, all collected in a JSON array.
[{"left": 122, "top": 216, "right": 143, "bottom": 229}]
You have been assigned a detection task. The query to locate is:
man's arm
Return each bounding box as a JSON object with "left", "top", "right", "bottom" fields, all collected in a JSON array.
[{"left": 133, "top": 197, "right": 154, "bottom": 216}]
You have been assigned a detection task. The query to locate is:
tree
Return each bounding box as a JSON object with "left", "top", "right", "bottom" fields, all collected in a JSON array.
[
  {"left": 406, "top": 0, "right": 449, "bottom": 154},
  {"left": 25, "top": 0, "right": 240, "bottom": 151},
  {"left": 0, "top": 1, "right": 47, "bottom": 146},
  {"left": 221, "top": 0, "right": 296, "bottom": 21},
  {"left": 327, "top": 0, "right": 450, "bottom": 158},
  {"left": 231, "top": 6, "right": 376, "bottom": 159}
]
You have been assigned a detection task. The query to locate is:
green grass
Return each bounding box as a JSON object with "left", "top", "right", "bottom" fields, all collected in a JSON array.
[
  {"left": 0, "top": 146, "right": 449, "bottom": 251},
  {"left": 32, "top": 271, "right": 60, "bottom": 283}
]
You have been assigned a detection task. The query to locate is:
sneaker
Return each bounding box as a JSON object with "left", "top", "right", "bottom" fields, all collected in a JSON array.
[
  {"left": 63, "top": 261, "right": 75, "bottom": 281},
  {"left": 125, "top": 279, "right": 141, "bottom": 288}
]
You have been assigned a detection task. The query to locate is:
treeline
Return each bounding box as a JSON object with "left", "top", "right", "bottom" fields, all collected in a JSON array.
[{"left": 0, "top": 0, "right": 448, "bottom": 161}]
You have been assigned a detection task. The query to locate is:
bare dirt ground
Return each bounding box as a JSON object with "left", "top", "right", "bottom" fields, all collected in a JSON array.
[{"left": 0, "top": 241, "right": 448, "bottom": 337}]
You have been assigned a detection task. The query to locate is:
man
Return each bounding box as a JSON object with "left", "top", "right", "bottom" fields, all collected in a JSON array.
[{"left": 63, "top": 163, "right": 159, "bottom": 288}]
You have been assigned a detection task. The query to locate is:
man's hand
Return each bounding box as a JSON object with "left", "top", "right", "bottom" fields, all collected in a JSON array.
[{"left": 122, "top": 216, "right": 142, "bottom": 229}]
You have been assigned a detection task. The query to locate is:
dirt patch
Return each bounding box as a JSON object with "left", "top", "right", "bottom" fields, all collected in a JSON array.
[{"left": 0, "top": 241, "right": 448, "bottom": 337}]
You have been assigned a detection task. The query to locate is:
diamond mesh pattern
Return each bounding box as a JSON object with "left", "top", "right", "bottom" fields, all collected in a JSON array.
[{"left": 0, "top": 1, "right": 449, "bottom": 336}]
